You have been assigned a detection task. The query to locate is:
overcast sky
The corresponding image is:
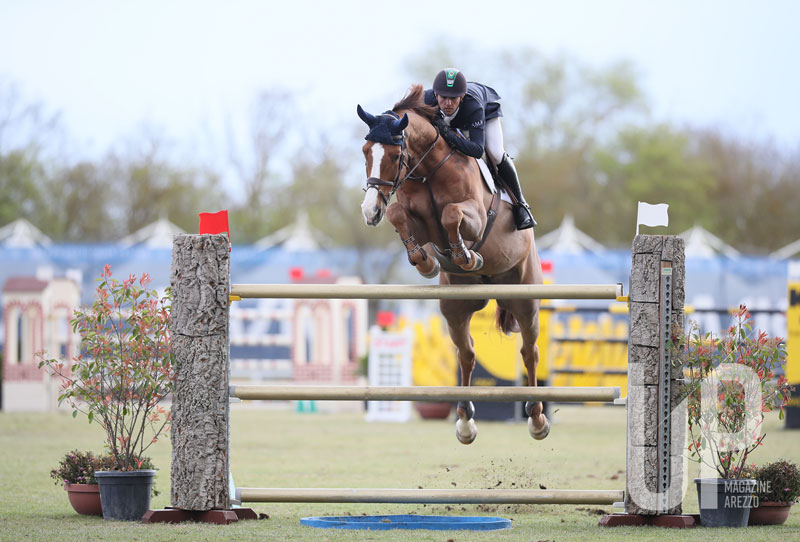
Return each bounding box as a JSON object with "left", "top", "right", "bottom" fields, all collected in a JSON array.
[{"left": 1, "top": 0, "right": 798, "bottom": 170}]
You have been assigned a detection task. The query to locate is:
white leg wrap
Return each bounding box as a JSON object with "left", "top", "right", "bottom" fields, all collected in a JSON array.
[
  {"left": 528, "top": 414, "right": 550, "bottom": 440},
  {"left": 456, "top": 417, "right": 478, "bottom": 445}
]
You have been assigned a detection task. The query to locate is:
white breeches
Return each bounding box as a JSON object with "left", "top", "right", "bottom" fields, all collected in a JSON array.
[{"left": 484, "top": 117, "right": 506, "bottom": 165}]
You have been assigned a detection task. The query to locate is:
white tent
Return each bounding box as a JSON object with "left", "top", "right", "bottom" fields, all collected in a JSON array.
[
  {"left": 0, "top": 218, "right": 52, "bottom": 247},
  {"left": 536, "top": 215, "right": 606, "bottom": 254},
  {"left": 679, "top": 225, "right": 740, "bottom": 258},
  {"left": 254, "top": 212, "right": 321, "bottom": 251},
  {"left": 119, "top": 218, "right": 185, "bottom": 248},
  {"left": 769, "top": 239, "right": 800, "bottom": 260}
]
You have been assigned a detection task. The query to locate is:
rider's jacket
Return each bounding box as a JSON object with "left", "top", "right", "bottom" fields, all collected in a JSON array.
[{"left": 424, "top": 82, "right": 502, "bottom": 159}]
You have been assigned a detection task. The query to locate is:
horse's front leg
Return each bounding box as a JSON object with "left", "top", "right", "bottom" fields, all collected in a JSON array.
[
  {"left": 441, "top": 296, "right": 488, "bottom": 444},
  {"left": 441, "top": 202, "right": 484, "bottom": 272},
  {"left": 386, "top": 202, "right": 439, "bottom": 278}
]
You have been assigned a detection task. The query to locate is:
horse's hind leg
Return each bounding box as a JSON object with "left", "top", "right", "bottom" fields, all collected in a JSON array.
[
  {"left": 440, "top": 297, "right": 487, "bottom": 445},
  {"left": 500, "top": 298, "right": 550, "bottom": 440},
  {"left": 524, "top": 342, "right": 550, "bottom": 440}
]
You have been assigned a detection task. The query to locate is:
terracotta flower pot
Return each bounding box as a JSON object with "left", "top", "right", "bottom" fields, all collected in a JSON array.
[
  {"left": 64, "top": 483, "right": 103, "bottom": 516},
  {"left": 415, "top": 402, "right": 453, "bottom": 419},
  {"left": 748, "top": 501, "right": 793, "bottom": 526}
]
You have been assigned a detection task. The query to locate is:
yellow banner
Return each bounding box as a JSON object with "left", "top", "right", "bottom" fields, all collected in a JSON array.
[{"left": 788, "top": 282, "right": 800, "bottom": 383}]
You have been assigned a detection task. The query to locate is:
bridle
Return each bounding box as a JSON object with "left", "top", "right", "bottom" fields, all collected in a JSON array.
[{"left": 364, "top": 113, "right": 455, "bottom": 206}]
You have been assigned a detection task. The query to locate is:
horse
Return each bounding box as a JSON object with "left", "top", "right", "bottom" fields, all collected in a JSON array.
[{"left": 357, "top": 84, "right": 549, "bottom": 444}]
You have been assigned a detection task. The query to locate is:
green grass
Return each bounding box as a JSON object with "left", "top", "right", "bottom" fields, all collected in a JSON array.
[{"left": 1, "top": 404, "right": 798, "bottom": 541}]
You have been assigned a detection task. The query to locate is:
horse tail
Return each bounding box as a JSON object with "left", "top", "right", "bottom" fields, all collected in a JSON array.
[{"left": 496, "top": 306, "right": 520, "bottom": 335}]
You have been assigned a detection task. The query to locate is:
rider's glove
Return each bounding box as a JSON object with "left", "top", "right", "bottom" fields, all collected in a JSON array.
[
  {"left": 441, "top": 127, "right": 459, "bottom": 147},
  {"left": 432, "top": 116, "right": 448, "bottom": 136}
]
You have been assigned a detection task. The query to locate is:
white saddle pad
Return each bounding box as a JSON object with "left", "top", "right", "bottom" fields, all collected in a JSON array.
[{"left": 476, "top": 158, "right": 512, "bottom": 204}]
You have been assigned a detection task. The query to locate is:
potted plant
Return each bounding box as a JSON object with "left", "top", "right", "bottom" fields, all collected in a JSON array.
[
  {"left": 675, "top": 306, "right": 793, "bottom": 527},
  {"left": 748, "top": 460, "right": 800, "bottom": 525},
  {"left": 50, "top": 450, "right": 110, "bottom": 516},
  {"left": 39, "top": 265, "right": 175, "bottom": 521}
]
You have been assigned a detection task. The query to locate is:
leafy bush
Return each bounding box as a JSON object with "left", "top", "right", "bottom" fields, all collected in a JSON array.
[
  {"left": 753, "top": 460, "right": 800, "bottom": 504},
  {"left": 39, "top": 266, "right": 175, "bottom": 471},
  {"left": 675, "top": 306, "right": 793, "bottom": 479},
  {"left": 50, "top": 450, "right": 110, "bottom": 486}
]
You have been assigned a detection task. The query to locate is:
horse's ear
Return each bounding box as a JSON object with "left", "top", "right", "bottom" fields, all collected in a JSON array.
[
  {"left": 357, "top": 104, "right": 376, "bottom": 127},
  {"left": 393, "top": 113, "right": 409, "bottom": 131}
]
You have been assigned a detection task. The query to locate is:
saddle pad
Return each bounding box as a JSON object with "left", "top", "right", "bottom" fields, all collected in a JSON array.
[{"left": 476, "top": 158, "right": 512, "bottom": 205}]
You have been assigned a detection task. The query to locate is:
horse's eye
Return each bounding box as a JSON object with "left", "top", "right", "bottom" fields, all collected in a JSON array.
[{"left": 392, "top": 156, "right": 399, "bottom": 163}]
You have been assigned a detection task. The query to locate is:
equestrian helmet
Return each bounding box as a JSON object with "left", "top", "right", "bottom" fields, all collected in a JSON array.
[{"left": 433, "top": 68, "right": 467, "bottom": 98}]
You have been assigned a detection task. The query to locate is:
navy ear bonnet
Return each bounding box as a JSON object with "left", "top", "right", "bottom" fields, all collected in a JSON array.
[{"left": 357, "top": 104, "right": 409, "bottom": 145}]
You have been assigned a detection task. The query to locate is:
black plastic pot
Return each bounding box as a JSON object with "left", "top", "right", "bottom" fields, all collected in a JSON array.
[
  {"left": 694, "top": 478, "right": 756, "bottom": 527},
  {"left": 95, "top": 470, "right": 156, "bottom": 521}
]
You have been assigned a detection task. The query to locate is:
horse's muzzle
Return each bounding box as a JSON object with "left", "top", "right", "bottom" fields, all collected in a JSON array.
[{"left": 361, "top": 185, "right": 385, "bottom": 226}]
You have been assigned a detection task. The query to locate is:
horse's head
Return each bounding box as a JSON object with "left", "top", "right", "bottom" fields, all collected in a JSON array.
[{"left": 357, "top": 104, "right": 409, "bottom": 226}]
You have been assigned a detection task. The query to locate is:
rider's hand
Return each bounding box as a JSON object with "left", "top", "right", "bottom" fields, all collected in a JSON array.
[
  {"left": 432, "top": 116, "right": 448, "bottom": 135},
  {"left": 442, "top": 129, "right": 459, "bottom": 147}
]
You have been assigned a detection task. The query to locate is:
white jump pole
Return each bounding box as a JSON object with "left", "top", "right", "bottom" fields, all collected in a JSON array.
[
  {"left": 231, "top": 385, "right": 621, "bottom": 403},
  {"left": 236, "top": 488, "right": 625, "bottom": 505},
  {"left": 230, "top": 283, "right": 624, "bottom": 300}
]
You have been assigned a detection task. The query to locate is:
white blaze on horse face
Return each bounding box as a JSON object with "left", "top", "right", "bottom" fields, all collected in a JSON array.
[
  {"left": 361, "top": 143, "right": 386, "bottom": 226},
  {"left": 369, "top": 143, "right": 384, "bottom": 179}
]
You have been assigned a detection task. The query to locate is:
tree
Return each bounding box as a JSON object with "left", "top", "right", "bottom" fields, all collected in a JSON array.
[
  {"left": 0, "top": 80, "right": 60, "bottom": 229},
  {"left": 105, "top": 133, "right": 225, "bottom": 237},
  {"left": 690, "top": 129, "right": 800, "bottom": 252},
  {"left": 594, "top": 125, "right": 716, "bottom": 244},
  {"left": 40, "top": 161, "right": 115, "bottom": 241},
  {"left": 227, "top": 89, "right": 295, "bottom": 242}
]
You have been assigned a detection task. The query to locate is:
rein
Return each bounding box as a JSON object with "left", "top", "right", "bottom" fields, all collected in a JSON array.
[{"left": 365, "top": 129, "right": 452, "bottom": 206}]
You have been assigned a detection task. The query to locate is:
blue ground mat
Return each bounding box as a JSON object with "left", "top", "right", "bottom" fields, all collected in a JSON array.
[{"left": 300, "top": 514, "right": 512, "bottom": 530}]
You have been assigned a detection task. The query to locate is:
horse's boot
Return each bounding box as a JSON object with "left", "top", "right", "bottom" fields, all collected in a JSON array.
[{"left": 497, "top": 154, "right": 536, "bottom": 230}]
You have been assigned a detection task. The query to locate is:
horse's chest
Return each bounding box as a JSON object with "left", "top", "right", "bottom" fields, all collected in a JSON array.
[{"left": 400, "top": 189, "right": 447, "bottom": 220}]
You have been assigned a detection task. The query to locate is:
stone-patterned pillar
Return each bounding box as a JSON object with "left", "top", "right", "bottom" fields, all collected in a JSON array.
[
  {"left": 170, "top": 234, "right": 231, "bottom": 510},
  {"left": 625, "top": 235, "right": 686, "bottom": 515}
]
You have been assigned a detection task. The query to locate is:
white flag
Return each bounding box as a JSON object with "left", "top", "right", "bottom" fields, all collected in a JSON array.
[{"left": 636, "top": 202, "right": 669, "bottom": 234}]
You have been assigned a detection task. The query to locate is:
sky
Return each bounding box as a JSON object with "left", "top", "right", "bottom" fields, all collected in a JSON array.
[{"left": 1, "top": 0, "right": 798, "bottom": 188}]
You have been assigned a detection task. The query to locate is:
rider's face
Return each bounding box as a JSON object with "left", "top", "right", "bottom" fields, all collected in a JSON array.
[{"left": 436, "top": 94, "right": 464, "bottom": 116}]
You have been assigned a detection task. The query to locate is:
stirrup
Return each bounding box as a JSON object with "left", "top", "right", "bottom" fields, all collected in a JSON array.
[{"left": 513, "top": 204, "right": 536, "bottom": 230}]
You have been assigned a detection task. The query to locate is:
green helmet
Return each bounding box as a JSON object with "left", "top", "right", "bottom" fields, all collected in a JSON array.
[{"left": 432, "top": 68, "right": 467, "bottom": 98}]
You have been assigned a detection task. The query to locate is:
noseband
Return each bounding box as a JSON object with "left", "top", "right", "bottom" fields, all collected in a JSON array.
[{"left": 364, "top": 114, "right": 453, "bottom": 206}]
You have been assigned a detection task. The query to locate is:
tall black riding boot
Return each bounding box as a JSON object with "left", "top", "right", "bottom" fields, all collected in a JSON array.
[{"left": 497, "top": 153, "right": 536, "bottom": 230}]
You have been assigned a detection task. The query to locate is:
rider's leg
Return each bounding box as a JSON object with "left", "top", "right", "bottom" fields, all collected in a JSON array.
[{"left": 485, "top": 118, "right": 535, "bottom": 230}]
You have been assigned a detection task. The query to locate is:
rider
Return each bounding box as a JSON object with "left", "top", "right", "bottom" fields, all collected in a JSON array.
[{"left": 424, "top": 68, "right": 535, "bottom": 230}]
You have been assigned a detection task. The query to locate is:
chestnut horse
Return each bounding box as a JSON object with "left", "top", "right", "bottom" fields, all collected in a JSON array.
[{"left": 358, "top": 85, "right": 549, "bottom": 444}]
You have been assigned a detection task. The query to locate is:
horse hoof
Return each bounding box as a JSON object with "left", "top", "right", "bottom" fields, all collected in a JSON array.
[
  {"left": 420, "top": 258, "right": 440, "bottom": 279},
  {"left": 461, "top": 251, "right": 483, "bottom": 272},
  {"left": 528, "top": 415, "right": 550, "bottom": 440},
  {"left": 456, "top": 418, "right": 477, "bottom": 445}
]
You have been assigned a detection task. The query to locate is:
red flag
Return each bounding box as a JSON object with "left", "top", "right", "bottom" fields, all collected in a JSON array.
[{"left": 198, "top": 210, "right": 230, "bottom": 247}]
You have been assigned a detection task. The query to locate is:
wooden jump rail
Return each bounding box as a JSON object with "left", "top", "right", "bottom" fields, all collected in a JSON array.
[
  {"left": 230, "top": 282, "right": 625, "bottom": 301},
  {"left": 231, "top": 385, "right": 621, "bottom": 403},
  {"left": 236, "top": 488, "right": 625, "bottom": 505}
]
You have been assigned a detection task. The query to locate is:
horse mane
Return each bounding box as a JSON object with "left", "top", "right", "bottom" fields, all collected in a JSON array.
[{"left": 393, "top": 84, "right": 438, "bottom": 122}]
